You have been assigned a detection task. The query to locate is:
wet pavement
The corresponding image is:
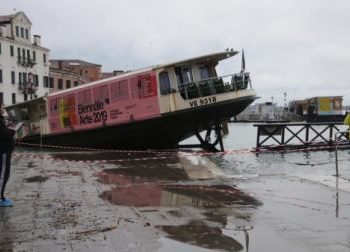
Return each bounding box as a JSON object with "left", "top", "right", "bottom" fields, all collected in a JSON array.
[{"left": 1, "top": 132, "right": 350, "bottom": 251}]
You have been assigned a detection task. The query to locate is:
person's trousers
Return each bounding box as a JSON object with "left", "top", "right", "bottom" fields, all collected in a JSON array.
[{"left": 0, "top": 152, "right": 12, "bottom": 200}]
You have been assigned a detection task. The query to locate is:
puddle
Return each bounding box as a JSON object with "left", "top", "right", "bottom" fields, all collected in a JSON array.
[
  {"left": 98, "top": 170, "right": 261, "bottom": 209},
  {"left": 156, "top": 220, "right": 243, "bottom": 252},
  {"left": 24, "top": 175, "right": 48, "bottom": 183}
]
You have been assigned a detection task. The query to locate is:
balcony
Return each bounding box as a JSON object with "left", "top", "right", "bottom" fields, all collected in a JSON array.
[
  {"left": 18, "top": 82, "right": 38, "bottom": 94},
  {"left": 17, "top": 57, "right": 36, "bottom": 67}
]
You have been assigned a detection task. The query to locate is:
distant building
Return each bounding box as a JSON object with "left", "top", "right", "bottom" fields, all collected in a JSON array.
[
  {"left": 0, "top": 11, "right": 50, "bottom": 105},
  {"left": 50, "top": 59, "right": 101, "bottom": 82},
  {"left": 289, "top": 96, "right": 344, "bottom": 122},
  {"left": 48, "top": 67, "right": 87, "bottom": 93},
  {"left": 236, "top": 102, "right": 278, "bottom": 121}
]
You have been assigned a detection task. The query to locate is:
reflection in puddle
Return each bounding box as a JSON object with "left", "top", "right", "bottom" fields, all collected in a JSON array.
[
  {"left": 95, "top": 156, "right": 260, "bottom": 251},
  {"left": 98, "top": 169, "right": 262, "bottom": 209},
  {"left": 156, "top": 220, "right": 244, "bottom": 252}
]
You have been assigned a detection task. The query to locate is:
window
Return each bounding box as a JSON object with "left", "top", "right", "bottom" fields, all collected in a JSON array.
[
  {"left": 25, "top": 29, "right": 29, "bottom": 39},
  {"left": 0, "top": 69, "right": 2, "bottom": 83},
  {"left": 43, "top": 53, "right": 47, "bottom": 63},
  {"left": 0, "top": 92, "right": 3, "bottom": 104},
  {"left": 58, "top": 79, "right": 63, "bottom": 89},
  {"left": 10, "top": 45, "right": 14, "bottom": 56},
  {"left": 23, "top": 72, "right": 27, "bottom": 84},
  {"left": 175, "top": 65, "right": 193, "bottom": 85},
  {"left": 19, "top": 73, "right": 22, "bottom": 86},
  {"left": 66, "top": 80, "right": 71, "bottom": 89},
  {"left": 0, "top": 43, "right": 1, "bottom": 54},
  {"left": 15, "top": 26, "right": 19, "bottom": 36},
  {"left": 49, "top": 77, "right": 54, "bottom": 88},
  {"left": 20, "top": 27, "right": 24, "bottom": 38},
  {"left": 33, "top": 74, "right": 39, "bottom": 86},
  {"left": 27, "top": 50, "right": 30, "bottom": 61},
  {"left": 159, "top": 71, "right": 171, "bottom": 95},
  {"left": 74, "top": 81, "right": 78, "bottom": 87},
  {"left": 11, "top": 71, "right": 15, "bottom": 84},
  {"left": 22, "top": 49, "right": 25, "bottom": 60},
  {"left": 12, "top": 93, "right": 16, "bottom": 104},
  {"left": 17, "top": 47, "right": 21, "bottom": 58},
  {"left": 24, "top": 93, "right": 28, "bottom": 101},
  {"left": 43, "top": 76, "right": 49, "bottom": 88},
  {"left": 199, "top": 65, "right": 212, "bottom": 79},
  {"left": 33, "top": 51, "right": 36, "bottom": 62}
]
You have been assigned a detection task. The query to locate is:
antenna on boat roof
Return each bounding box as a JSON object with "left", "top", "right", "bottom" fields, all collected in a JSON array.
[{"left": 241, "top": 49, "right": 245, "bottom": 73}]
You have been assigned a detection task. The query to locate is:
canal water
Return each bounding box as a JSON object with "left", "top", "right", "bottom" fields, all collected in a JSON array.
[{"left": 5, "top": 122, "right": 350, "bottom": 251}]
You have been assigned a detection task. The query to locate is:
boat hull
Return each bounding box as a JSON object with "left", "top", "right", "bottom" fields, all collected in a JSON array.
[{"left": 19, "top": 95, "right": 255, "bottom": 150}]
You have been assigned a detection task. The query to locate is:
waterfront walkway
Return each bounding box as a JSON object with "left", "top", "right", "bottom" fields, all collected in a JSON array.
[{"left": 1, "top": 149, "right": 350, "bottom": 252}]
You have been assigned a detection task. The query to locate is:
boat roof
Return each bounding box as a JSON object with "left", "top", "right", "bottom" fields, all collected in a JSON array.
[
  {"left": 9, "top": 50, "right": 238, "bottom": 99},
  {"left": 153, "top": 50, "right": 238, "bottom": 69}
]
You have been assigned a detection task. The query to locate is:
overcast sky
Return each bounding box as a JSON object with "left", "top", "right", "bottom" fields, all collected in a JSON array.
[{"left": 1, "top": 0, "right": 349, "bottom": 105}]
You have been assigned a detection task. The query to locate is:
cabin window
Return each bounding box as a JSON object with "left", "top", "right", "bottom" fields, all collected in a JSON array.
[
  {"left": 159, "top": 71, "right": 171, "bottom": 95},
  {"left": 131, "top": 75, "right": 155, "bottom": 99},
  {"left": 199, "top": 65, "right": 212, "bottom": 80},
  {"left": 111, "top": 80, "right": 129, "bottom": 102},
  {"left": 175, "top": 65, "right": 193, "bottom": 85},
  {"left": 93, "top": 85, "right": 110, "bottom": 105},
  {"left": 78, "top": 89, "right": 92, "bottom": 106},
  {"left": 175, "top": 66, "right": 197, "bottom": 100}
]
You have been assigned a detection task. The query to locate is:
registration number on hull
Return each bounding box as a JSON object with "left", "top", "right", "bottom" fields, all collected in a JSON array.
[{"left": 189, "top": 96, "right": 217, "bottom": 108}]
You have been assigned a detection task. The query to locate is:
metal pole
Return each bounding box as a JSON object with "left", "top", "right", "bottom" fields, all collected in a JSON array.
[
  {"left": 335, "top": 132, "right": 339, "bottom": 177},
  {"left": 334, "top": 131, "right": 347, "bottom": 177}
]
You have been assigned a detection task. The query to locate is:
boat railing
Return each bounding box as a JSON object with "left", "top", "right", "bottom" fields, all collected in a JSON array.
[{"left": 178, "top": 72, "right": 252, "bottom": 100}]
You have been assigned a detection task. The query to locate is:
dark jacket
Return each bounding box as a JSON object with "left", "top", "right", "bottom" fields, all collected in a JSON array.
[{"left": 0, "top": 116, "right": 15, "bottom": 153}]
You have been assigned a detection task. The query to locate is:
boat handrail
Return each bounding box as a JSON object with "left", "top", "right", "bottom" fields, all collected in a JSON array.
[{"left": 174, "top": 72, "right": 252, "bottom": 100}]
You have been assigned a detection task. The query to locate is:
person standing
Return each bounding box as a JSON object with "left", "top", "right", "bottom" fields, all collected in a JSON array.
[
  {"left": 344, "top": 112, "right": 350, "bottom": 140},
  {"left": 0, "top": 104, "right": 15, "bottom": 207}
]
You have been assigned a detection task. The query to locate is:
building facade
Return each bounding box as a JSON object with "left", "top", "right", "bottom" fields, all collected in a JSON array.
[
  {"left": 49, "top": 66, "right": 87, "bottom": 93},
  {"left": 0, "top": 11, "right": 50, "bottom": 105},
  {"left": 50, "top": 59, "right": 101, "bottom": 82}
]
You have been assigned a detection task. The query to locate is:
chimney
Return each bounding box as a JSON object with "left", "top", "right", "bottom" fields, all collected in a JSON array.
[{"left": 33, "top": 35, "right": 41, "bottom": 46}]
